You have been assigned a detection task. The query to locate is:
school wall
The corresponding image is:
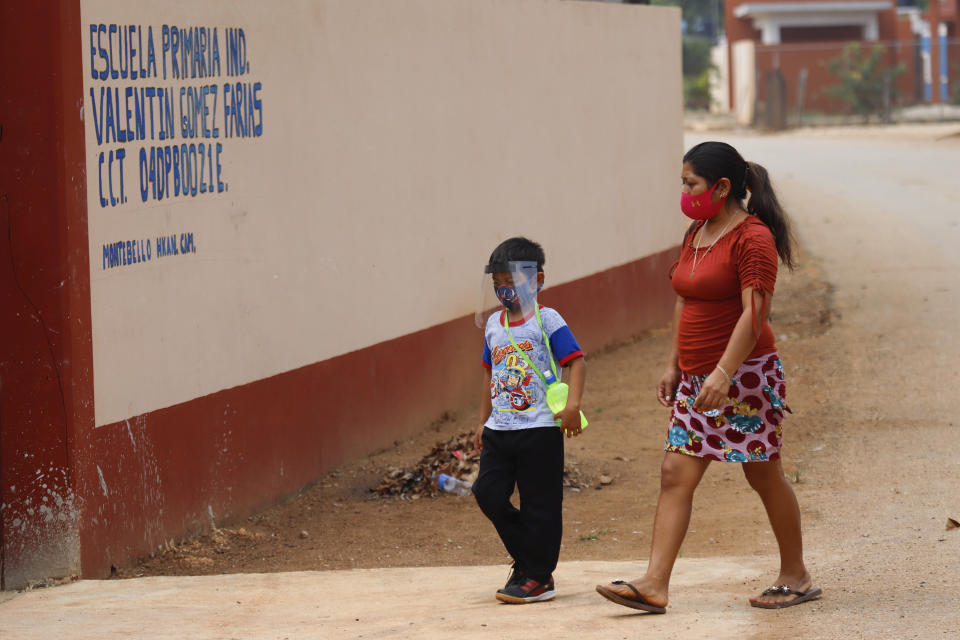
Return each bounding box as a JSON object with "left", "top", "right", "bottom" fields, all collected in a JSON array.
[
  {"left": 0, "top": 0, "right": 682, "bottom": 588},
  {"left": 0, "top": 0, "right": 91, "bottom": 590}
]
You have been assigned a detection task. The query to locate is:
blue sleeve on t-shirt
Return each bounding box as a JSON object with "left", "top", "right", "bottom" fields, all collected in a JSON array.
[
  {"left": 482, "top": 335, "right": 492, "bottom": 368},
  {"left": 539, "top": 307, "right": 583, "bottom": 365},
  {"left": 548, "top": 324, "right": 581, "bottom": 364}
]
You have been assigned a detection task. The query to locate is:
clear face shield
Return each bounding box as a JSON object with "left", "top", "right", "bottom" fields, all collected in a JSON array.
[{"left": 475, "top": 260, "right": 540, "bottom": 329}]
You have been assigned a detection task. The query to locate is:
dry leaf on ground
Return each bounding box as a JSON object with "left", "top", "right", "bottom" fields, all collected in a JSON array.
[{"left": 372, "top": 431, "right": 591, "bottom": 497}]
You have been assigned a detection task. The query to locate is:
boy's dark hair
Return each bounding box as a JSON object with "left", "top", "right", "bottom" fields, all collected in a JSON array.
[{"left": 486, "top": 237, "right": 546, "bottom": 273}]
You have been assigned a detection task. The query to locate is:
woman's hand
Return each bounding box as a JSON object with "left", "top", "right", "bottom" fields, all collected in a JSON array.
[
  {"left": 657, "top": 366, "right": 682, "bottom": 407},
  {"left": 692, "top": 369, "right": 729, "bottom": 413}
]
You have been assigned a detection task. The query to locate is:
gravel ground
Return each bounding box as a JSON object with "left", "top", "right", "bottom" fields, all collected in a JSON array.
[
  {"left": 118, "top": 124, "right": 960, "bottom": 638},
  {"left": 6, "top": 124, "right": 958, "bottom": 640}
]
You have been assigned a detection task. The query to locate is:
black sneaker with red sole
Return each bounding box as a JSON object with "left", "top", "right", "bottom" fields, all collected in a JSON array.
[{"left": 495, "top": 574, "right": 556, "bottom": 603}]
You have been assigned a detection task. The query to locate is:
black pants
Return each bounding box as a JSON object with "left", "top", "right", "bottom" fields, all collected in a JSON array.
[{"left": 472, "top": 426, "right": 564, "bottom": 583}]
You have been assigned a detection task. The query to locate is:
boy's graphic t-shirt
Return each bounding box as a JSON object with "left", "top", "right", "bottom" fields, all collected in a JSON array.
[{"left": 482, "top": 306, "right": 583, "bottom": 431}]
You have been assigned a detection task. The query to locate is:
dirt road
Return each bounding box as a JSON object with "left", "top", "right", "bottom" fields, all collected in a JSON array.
[
  {"left": 2, "top": 124, "right": 959, "bottom": 639},
  {"left": 705, "top": 125, "right": 960, "bottom": 639}
]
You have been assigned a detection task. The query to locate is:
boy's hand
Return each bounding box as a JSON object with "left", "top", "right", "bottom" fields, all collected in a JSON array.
[
  {"left": 473, "top": 422, "right": 485, "bottom": 452},
  {"left": 555, "top": 407, "right": 582, "bottom": 438}
]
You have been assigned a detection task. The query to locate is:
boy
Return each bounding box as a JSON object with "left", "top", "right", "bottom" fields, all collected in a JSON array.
[{"left": 473, "top": 237, "right": 587, "bottom": 603}]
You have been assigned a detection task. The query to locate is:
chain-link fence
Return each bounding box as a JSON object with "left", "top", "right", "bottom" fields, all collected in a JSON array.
[{"left": 746, "top": 38, "right": 960, "bottom": 127}]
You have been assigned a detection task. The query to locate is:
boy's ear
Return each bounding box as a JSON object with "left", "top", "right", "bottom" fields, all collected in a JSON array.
[{"left": 537, "top": 272, "right": 545, "bottom": 288}]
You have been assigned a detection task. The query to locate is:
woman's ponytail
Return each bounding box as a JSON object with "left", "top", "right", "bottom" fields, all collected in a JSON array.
[
  {"left": 744, "top": 161, "right": 795, "bottom": 270},
  {"left": 683, "top": 142, "right": 796, "bottom": 269}
]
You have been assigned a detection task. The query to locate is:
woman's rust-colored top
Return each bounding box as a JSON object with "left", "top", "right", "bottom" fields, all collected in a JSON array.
[{"left": 670, "top": 215, "right": 778, "bottom": 375}]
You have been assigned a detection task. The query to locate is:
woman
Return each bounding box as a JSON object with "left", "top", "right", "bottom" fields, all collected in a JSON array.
[{"left": 596, "top": 141, "right": 820, "bottom": 612}]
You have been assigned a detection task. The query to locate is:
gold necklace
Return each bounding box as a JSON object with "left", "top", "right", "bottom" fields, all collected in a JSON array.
[{"left": 689, "top": 215, "right": 735, "bottom": 278}]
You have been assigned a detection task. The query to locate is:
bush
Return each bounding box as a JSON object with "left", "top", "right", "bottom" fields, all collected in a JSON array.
[
  {"left": 684, "top": 70, "right": 712, "bottom": 110},
  {"left": 822, "top": 42, "right": 905, "bottom": 120}
]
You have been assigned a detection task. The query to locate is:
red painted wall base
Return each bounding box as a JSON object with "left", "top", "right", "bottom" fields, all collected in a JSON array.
[
  {"left": 78, "top": 248, "right": 678, "bottom": 577},
  {"left": 0, "top": 0, "right": 683, "bottom": 587}
]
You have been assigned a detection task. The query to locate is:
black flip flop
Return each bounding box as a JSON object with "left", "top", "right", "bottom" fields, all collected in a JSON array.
[
  {"left": 595, "top": 580, "right": 667, "bottom": 614},
  {"left": 750, "top": 584, "right": 823, "bottom": 609}
]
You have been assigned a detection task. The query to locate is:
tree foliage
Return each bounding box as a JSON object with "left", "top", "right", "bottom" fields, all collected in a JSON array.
[
  {"left": 682, "top": 36, "right": 714, "bottom": 110},
  {"left": 648, "top": 1, "right": 722, "bottom": 110},
  {"left": 652, "top": 0, "right": 723, "bottom": 28},
  {"left": 682, "top": 36, "right": 713, "bottom": 77}
]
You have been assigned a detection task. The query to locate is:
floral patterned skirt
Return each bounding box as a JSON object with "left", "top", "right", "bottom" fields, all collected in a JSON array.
[{"left": 664, "top": 352, "right": 791, "bottom": 463}]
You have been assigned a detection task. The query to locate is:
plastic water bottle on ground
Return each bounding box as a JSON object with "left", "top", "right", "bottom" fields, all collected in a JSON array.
[{"left": 437, "top": 473, "right": 473, "bottom": 496}]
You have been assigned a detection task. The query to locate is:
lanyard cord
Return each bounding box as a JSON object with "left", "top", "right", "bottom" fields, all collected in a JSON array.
[{"left": 501, "top": 306, "right": 559, "bottom": 385}]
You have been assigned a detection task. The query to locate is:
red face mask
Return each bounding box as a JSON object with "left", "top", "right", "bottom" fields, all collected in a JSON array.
[{"left": 681, "top": 181, "right": 727, "bottom": 220}]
